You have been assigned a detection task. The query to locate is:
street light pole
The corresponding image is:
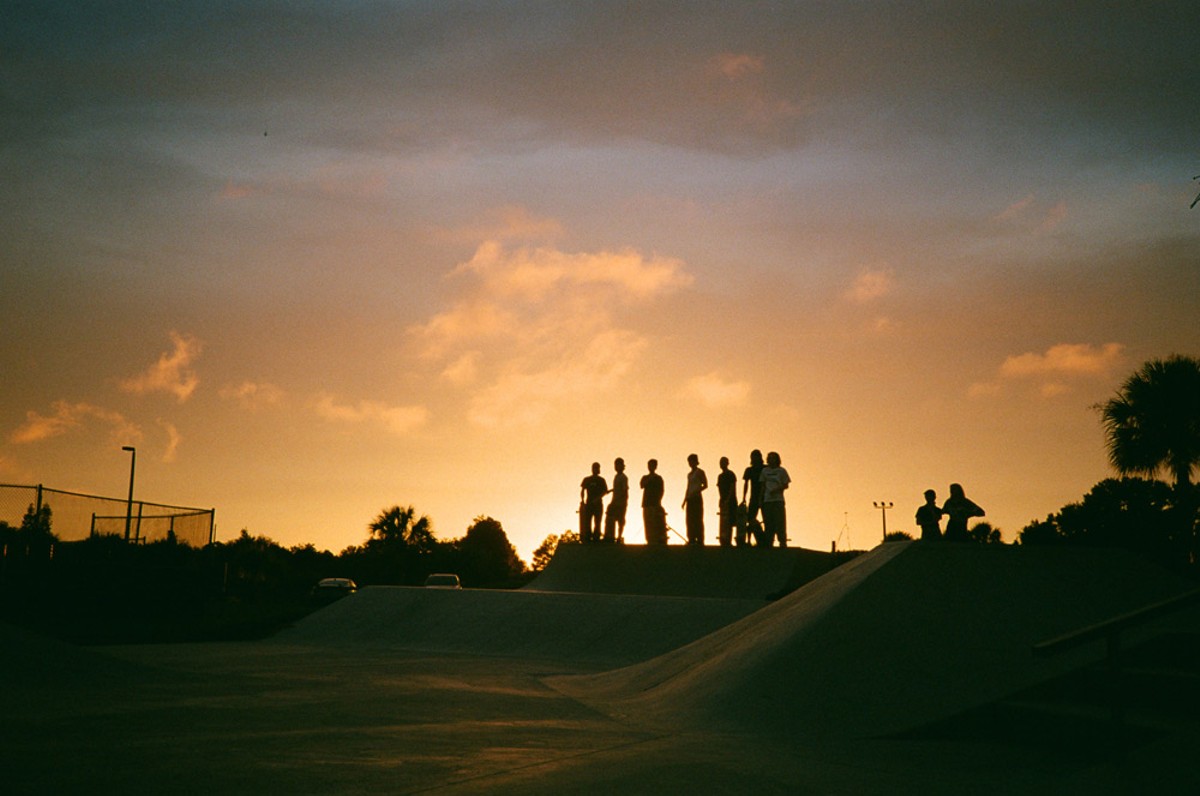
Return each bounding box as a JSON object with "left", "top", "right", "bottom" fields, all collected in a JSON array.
[
  {"left": 122, "top": 446, "right": 136, "bottom": 542},
  {"left": 873, "top": 500, "right": 893, "bottom": 543}
]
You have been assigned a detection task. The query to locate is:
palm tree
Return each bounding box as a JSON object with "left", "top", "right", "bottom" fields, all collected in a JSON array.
[
  {"left": 368, "top": 505, "right": 436, "bottom": 553},
  {"left": 1098, "top": 355, "right": 1200, "bottom": 560}
]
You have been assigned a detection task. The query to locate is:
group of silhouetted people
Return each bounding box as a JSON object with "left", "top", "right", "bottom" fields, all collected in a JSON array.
[
  {"left": 915, "top": 483, "right": 985, "bottom": 542},
  {"left": 579, "top": 450, "right": 791, "bottom": 547}
]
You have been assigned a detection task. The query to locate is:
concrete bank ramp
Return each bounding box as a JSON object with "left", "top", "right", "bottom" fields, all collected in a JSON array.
[
  {"left": 274, "top": 586, "right": 762, "bottom": 666},
  {"left": 550, "top": 541, "right": 1196, "bottom": 740},
  {"left": 523, "top": 542, "right": 838, "bottom": 599}
]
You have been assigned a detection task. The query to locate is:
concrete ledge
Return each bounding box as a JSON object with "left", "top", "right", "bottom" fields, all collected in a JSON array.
[{"left": 523, "top": 542, "right": 840, "bottom": 599}]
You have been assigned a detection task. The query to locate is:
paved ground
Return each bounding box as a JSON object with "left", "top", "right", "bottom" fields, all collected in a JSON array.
[
  {"left": 5, "top": 542, "right": 1200, "bottom": 794},
  {"left": 557, "top": 542, "right": 1198, "bottom": 740},
  {"left": 276, "top": 585, "right": 764, "bottom": 666}
]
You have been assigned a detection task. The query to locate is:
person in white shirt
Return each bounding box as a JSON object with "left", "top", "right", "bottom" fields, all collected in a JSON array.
[
  {"left": 605, "top": 457, "right": 629, "bottom": 543},
  {"left": 760, "top": 451, "right": 791, "bottom": 547},
  {"left": 682, "top": 453, "right": 708, "bottom": 545}
]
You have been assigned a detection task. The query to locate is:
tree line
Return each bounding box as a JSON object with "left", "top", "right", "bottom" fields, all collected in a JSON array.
[
  {"left": 885, "top": 355, "right": 1200, "bottom": 576},
  {"left": 1014, "top": 354, "right": 1200, "bottom": 574},
  {"left": 0, "top": 504, "right": 530, "bottom": 644}
]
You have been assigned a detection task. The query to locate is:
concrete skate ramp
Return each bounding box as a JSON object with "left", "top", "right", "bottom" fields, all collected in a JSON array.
[
  {"left": 523, "top": 543, "right": 837, "bottom": 599},
  {"left": 551, "top": 541, "right": 1196, "bottom": 740},
  {"left": 275, "top": 586, "right": 761, "bottom": 666}
]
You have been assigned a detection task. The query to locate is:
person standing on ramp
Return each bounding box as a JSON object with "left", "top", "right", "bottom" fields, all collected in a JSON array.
[
  {"left": 640, "top": 459, "right": 667, "bottom": 545},
  {"left": 941, "top": 483, "right": 984, "bottom": 542},
  {"left": 605, "top": 457, "right": 629, "bottom": 543},
  {"left": 717, "top": 456, "right": 739, "bottom": 547},
  {"left": 760, "top": 451, "right": 790, "bottom": 547},
  {"left": 915, "top": 489, "right": 943, "bottom": 541},
  {"left": 682, "top": 453, "right": 708, "bottom": 546},
  {"left": 741, "top": 449, "right": 766, "bottom": 545},
  {"left": 579, "top": 462, "right": 607, "bottom": 543}
]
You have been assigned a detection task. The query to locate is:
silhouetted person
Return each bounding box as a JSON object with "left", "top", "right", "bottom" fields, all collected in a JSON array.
[
  {"left": 579, "top": 462, "right": 607, "bottom": 544},
  {"left": 682, "top": 453, "right": 708, "bottom": 545},
  {"left": 741, "top": 449, "right": 765, "bottom": 545},
  {"left": 605, "top": 457, "right": 628, "bottom": 543},
  {"left": 717, "top": 456, "right": 738, "bottom": 547},
  {"left": 941, "top": 482, "right": 984, "bottom": 542},
  {"left": 641, "top": 459, "right": 667, "bottom": 545},
  {"left": 760, "top": 451, "right": 790, "bottom": 547},
  {"left": 916, "top": 489, "right": 943, "bottom": 541}
]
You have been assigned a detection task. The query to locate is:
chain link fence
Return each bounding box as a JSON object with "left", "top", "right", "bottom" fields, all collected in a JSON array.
[{"left": 0, "top": 484, "right": 214, "bottom": 547}]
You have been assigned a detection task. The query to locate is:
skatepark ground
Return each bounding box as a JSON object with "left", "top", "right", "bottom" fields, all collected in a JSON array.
[{"left": 4, "top": 541, "right": 1200, "bottom": 794}]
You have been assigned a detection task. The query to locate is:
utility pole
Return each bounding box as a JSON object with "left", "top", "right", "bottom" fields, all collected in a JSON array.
[
  {"left": 873, "top": 500, "right": 893, "bottom": 543},
  {"left": 122, "top": 446, "right": 136, "bottom": 542}
]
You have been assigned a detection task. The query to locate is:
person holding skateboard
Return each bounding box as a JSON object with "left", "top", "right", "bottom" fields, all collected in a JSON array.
[
  {"left": 579, "top": 462, "right": 607, "bottom": 543},
  {"left": 640, "top": 459, "right": 667, "bottom": 545}
]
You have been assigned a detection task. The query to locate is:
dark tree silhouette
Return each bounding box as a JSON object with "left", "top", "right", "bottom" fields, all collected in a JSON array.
[
  {"left": 1098, "top": 355, "right": 1200, "bottom": 560},
  {"left": 1017, "top": 478, "right": 1188, "bottom": 568},
  {"left": 456, "top": 516, "right": 525, "bottom": 587},
  {"left": 531, "top": 529, "right": 580, "bottom": 572},
  {"left": 968, "top": 521, "right": 1003, "bottom": 545},
  {"left": 20, "top": 502, "right": 53, "bottom": 538},
  {"left": 367, "top": 505, "right": 436, "bottom": 554},
  {"left": 1018, "top": 515, "right": 1064, "bottom": 546},
  {"left": 341, "top": 505, "right": 442, "bottom": 585},
  {"left": 531, "top": 533, "right": 559, "bottom": 572},
  {"left": 18, "top": 503, "right": 55, "bottom": 559}
]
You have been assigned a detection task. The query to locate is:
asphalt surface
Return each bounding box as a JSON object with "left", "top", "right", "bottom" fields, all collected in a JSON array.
[
  {"left": 275, "top": 585, "right": 764, "bottom": 666},
  {"left": 5, "top": 541, "right": 1200, "bottom": 794}
]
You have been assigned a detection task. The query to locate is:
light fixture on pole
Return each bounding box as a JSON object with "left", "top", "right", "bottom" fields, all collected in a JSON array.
[
  {"left": 122, "top": 446, "right": 136, "bottom": 542},
  {"left": 873, "top": 500, "right": 893, "bottom": 543}
]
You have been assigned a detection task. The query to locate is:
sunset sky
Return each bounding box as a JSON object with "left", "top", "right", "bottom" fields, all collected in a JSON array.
[{"left": 3, "top": 3, "right": 1198, "bottom": 560}]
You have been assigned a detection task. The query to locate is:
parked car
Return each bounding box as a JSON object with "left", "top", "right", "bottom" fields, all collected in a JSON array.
[
  {"left": 312, "top": 577, "right": 358, "bottom": 596},
  {"left": 423, "top": 573, "right": 462, "bottom": 589}
]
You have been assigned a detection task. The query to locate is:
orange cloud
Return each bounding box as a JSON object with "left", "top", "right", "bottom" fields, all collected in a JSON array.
[
  {"left": 450, "top": 241, "right": 692, "bottom": 303},
  {"left": 441, "top": 352, "right": 481, "bottom": 386},
  {"left": 415, "top": 298, "right": 518, "bottom": 359},
  {"left": 977, "top": 342, "right": 1125, "bottom": 400},
  {"left": 412, "top": 242, "right": 694, "bottom": 428},
  {"left": 10, "top": 401, "right": 140, "bottom": 445},
  {"left": 1000, "top": 343, "right": 1124, "bottom": 378},
  {"left": 120, "top": 331, "right": 202, "bottom": 402},
  {"left": 159, "top": 419, "right": 182, "bottom": 463},
  {"left": 313, "top": 394, "right": 429, "bottom": 435}
]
